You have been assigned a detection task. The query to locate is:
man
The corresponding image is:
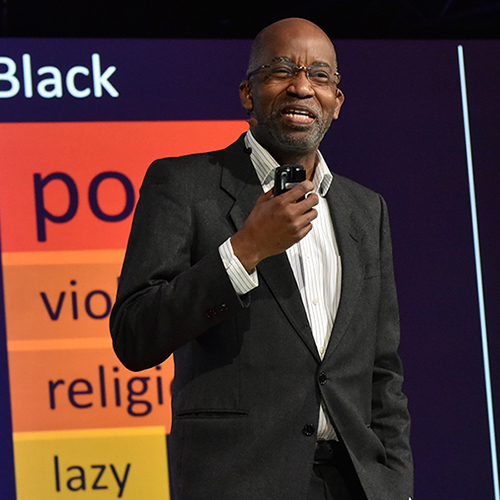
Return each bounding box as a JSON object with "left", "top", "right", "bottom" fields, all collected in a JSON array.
[{"left": 110, "top": 18, "right": 413, "bottom": 500}]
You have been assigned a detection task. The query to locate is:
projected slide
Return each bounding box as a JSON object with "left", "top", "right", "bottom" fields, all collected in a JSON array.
[{"left": 1, "top": 38, "right": 499, "bottom": 499}]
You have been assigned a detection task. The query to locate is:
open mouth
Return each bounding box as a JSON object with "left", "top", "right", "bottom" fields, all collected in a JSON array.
[{"left": 281, "top": 106, "right": 316, "bottom": 125}]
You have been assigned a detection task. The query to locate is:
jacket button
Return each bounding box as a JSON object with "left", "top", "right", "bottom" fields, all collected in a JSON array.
[
  {"left": 318, "top": 372, "right": 327, "bottom": 385},
  {"left": 302, "top": 424, "right": 315, "bottom": 437}
]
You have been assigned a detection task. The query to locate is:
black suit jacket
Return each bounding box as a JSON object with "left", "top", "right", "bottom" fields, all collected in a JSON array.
[{"left": 110, "top": 135, "right": 413, "bottom": 500}]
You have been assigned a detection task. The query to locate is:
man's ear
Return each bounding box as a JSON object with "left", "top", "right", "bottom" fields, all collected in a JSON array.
[
  {"left": 239, "top": 80, "right": 253, "bottom": 112},
  {"left": 332, "top": 88, "right": 345, "bottom": 120}
]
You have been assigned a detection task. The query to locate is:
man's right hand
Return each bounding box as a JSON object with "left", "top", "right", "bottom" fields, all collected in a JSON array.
[{"left": 230, "top": 180, "right": 319, "bottom": 273}]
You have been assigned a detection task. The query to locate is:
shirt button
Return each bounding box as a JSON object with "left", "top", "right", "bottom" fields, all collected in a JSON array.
[
  {"left": 312, "top": 298, "right": 318, "bottom": 306},
  {"left": 302, "top": 424, "right": 315, "bottom": 437},
  {"left": 305, "top": 251, "right": 311, "bottom": 259}
]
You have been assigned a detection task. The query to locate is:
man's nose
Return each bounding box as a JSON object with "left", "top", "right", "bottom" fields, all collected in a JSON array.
[{"left": 286, "top": 69, "right": 315, "bottom": 97}]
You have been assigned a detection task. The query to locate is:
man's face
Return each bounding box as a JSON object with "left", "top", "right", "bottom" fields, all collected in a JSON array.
[{"left": 242, "top": 23, "right": 344, "bottom": 156}]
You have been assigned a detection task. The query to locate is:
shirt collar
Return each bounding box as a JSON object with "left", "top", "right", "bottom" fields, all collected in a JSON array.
[{"left": 244, "top": 130, "right": 333, "bottom": 197}]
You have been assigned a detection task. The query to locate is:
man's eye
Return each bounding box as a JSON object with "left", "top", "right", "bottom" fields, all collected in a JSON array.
[
  {"left": 270, "top": 66, "right": 294, "bottom": 77},
  {"left": 309, "top": 70, "right": 330, "bottom": 80}
]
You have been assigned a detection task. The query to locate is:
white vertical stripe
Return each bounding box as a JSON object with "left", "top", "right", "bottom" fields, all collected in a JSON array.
[
  {"left": 288, "top": 196, "right": 339, "bottom": 358},
  {"left": 458, "top": 44, "right": 500, "bottom": 500}
]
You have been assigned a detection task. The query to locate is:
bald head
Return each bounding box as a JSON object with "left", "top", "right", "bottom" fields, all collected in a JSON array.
[{"left": 247, "top": 18, "right": 338, "bottom": 75}]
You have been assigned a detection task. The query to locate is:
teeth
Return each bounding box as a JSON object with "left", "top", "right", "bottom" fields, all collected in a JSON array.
[
  {"left": 284, "top": 108, "right": 314, "bottom": 117},
  {"left": 285, "top": 111, "right": 313, "bottom": 122}
]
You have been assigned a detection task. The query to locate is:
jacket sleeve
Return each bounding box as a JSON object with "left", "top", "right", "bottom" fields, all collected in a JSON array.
[
  {"left": 109, "top": 159, "right": 248, "bottom": 371},
  {"left": 370, "top": 194, "right": 414, "bottom": 496}
]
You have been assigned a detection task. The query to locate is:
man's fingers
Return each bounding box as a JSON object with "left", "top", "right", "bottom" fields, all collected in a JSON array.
[
  {"left": 298, "top": 192, "right": 319, "bottom": 213},
  {"left": 255, "top": 188, "right": 274, "bottom": 205},
  {"left": 296, "top": 208, "right": 318, "bottom": 234},
  {"left": 303, "top": 207, "right": 318, "bottom": 224},
  {"left": 281, "top": 180, "right": 317, "bottom": 204}
]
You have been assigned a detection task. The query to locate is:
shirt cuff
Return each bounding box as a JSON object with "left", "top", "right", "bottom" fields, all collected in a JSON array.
[{"left": 219, "top": 238, "right": 258, "bottom": 296}]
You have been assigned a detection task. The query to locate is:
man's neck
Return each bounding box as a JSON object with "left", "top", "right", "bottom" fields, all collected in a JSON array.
[{"left": 249, "top": 130, "right": 319, "bottom": 181}]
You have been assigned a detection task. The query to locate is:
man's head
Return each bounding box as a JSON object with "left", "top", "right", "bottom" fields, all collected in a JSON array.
[{"left": 240, "top": 18, "right": 344, "bottom": 161}]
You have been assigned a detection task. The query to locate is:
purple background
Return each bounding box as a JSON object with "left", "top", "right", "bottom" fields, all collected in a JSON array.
[{"left": 1, "top": 39, "right": 499, "bottom": 499}]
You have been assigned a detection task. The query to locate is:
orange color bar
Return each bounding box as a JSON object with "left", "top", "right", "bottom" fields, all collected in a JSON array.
[{"left": 0, "top": 120, "right": 248, "bottom": 252}]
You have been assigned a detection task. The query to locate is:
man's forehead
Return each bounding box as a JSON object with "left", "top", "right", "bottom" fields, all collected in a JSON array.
[
  {"left": 257, "top": 23, "right": 336, "bottom": 66},
  {"left": 259, "top": 37, "right": 336, "bottom": 66}
]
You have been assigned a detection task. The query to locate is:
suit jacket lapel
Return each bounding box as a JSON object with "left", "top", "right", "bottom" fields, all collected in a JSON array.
[
  {"left": 257, "top": 256, "right": 319, "bottom": 361},
  {"left": 323, "top": 176, "right": 364, "bottom": 361},
  {"left": 219, "top": 136, "right": 319, "bottom": 361},
  {"left": 219, "top": 135, "right": 261, "bottom": 227}
]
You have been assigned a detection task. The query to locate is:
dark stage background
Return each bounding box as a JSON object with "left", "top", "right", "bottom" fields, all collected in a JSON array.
[{"left": 1, "top": 2, "right": 500, "bottom": 499}]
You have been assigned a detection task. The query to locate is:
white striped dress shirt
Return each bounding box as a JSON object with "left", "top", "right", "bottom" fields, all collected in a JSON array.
[{"left": 219, "top": 131, "right": 341, "bottom": 440}]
